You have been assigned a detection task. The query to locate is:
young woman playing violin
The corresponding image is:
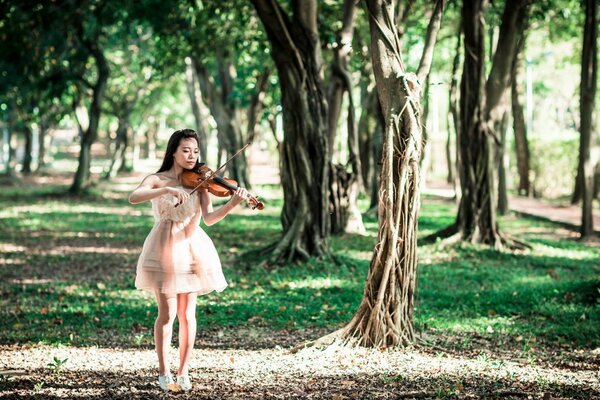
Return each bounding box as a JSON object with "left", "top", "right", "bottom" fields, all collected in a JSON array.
[{"left": 129, "top": 129, "right": 251, "bottom": 392}]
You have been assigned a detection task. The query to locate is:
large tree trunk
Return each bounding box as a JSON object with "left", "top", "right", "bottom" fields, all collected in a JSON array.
[
  {"left": 310, "top": 0, "right": 444, "bottom": 348},
  {"left": 434, "top": 0, "right": 530, "bottom": 249},
  {"left": 70, "top": 38, "right": 109, "bottom": 194},
  {"left": 327, "top": 0, "right": 365, "bottom": 235},
  {"left": 579, "top": 0, "right": 597, "bottom": 238},
  {"left": 251, "top": 0, "right": 330, "bottom": 262},
  {"left": 511, "top": 32, "right": 531, "bottom": 197}
]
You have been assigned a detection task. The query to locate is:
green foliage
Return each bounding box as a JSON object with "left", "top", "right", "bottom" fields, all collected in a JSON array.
[
  {"left": 0, "top": 184, "right": 597, "bottom": 352},
  {"left": 524, "top": 137, "right": 578, "bottom": 198},
  {"left": 47, "top": 357, "right": 68, "bottom": 376}
]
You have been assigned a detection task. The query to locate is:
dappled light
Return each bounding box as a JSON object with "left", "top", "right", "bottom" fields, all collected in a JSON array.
[{"left": 1, "top": 0, "right": 599, "bottom": 397}]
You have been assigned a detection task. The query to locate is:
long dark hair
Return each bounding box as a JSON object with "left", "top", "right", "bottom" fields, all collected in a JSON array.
[{"left": 157, "top": 129, "right": 200, "bottom": 173}]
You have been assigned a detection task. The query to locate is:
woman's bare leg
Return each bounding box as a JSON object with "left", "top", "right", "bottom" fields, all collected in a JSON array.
[
  {"left": 176, "top": 292, "right": 198, "bottom": 376},
  {"left": 154, "top": 291, "right": 178, "bottom": 376}
]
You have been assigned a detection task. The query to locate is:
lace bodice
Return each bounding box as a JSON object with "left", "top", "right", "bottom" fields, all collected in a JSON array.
[{"left": 151, "top": 189, "right": 200, "bottom": 223}]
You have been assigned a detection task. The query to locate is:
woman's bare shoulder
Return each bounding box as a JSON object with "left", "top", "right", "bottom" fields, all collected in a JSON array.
[{"left": 139, "top": 173, "right": 170, "bottom": 188}]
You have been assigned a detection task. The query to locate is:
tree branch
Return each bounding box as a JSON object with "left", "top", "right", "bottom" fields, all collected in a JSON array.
[
  {"left": 416, "top": 0, "right": 447, "bottom": 82},
  {"left": 485, "top": 0, "right": 531, "bottom": 117}
]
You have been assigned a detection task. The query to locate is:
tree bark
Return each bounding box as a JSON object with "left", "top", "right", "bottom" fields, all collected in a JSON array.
[
  {"left": 579, "top": 0, "right": 597, "bottom": 238},
  {"left": 251, "top": 0, "right": 330, "bottom": 262},
  {"left": 327, "top": 0, "right": 365, "bottom": 235},
  {"left": 37, "top": 115, "right": 50, "bottom": 171},
  {"left": 21, "top": 125, "right": 33, "bottom": 174},
  {"left": 511, "top": 31, "right": 531, "bottom": 197},
  {"left": 144, "top": 120, "right": 158, "bottom": 160},
  {"left": 246, "top": 68, "right": 271, "bottom": 144},
  {"left": 433, "top": 0, "right": 530, "bottom": 249},
  {"left": 420, "top": 76, "right": 431, "bottom": 190},
  {"left": 104, "top": 116, "right": 129, "bottom": 179},
  {"left": 185, "top": 56, "right": 209, "bottom": 163},
  {"left": 70, "top": 34, "right": 109, "bottom": 194},
  {"left": 448, "top": 29, "right": 461, "bottom": 198},
  {"left": 497, "top": 104, "right": 509, "bottom": 215},
  {"left": 314, "top": 0, "right": 445, "bottom": 348},
  {"left": 194, "top": 55, "right": 251, "bottom": 189},
  {"left": 358, "top": 77, "right": 376, "bottom": 195}
]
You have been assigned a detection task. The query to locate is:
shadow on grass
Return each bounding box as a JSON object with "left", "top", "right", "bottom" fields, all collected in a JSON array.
[{"left": 0, "top": 366, "right": 597, "bottom": 399}]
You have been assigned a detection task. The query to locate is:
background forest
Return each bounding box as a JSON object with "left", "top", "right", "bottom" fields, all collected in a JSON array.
[{"left": 0, "top": 0, "right": 598, "bottom": 399}]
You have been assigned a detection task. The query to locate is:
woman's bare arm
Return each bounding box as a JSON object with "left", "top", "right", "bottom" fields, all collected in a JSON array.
[
  {"left": 200, "top": 187, "right": 247, "bottom": 226},
  {"left": 128, "top": 175, "right": 190, "bottom": 204}
]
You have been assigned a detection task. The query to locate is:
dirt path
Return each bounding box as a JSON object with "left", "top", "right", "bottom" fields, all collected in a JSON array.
[{"left": 424, "top": 181, "right": 600, "bottom": 235}]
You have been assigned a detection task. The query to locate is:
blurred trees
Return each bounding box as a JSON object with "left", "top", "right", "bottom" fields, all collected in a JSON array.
[
  {"left": 578, "top": 0, "right": 597, "bottom": 238},
  {"left": 0, "top": 0, "right": 596, "bottom": 242}
]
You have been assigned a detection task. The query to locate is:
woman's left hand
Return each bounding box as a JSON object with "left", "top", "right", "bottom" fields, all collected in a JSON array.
[{"left": 231, "top": 187, "right": 248, "bottom": 207}]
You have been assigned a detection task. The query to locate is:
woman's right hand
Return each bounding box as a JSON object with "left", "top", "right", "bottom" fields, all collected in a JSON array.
[{"left": 165, "top": 186, "right": 190, "bottom": 205}]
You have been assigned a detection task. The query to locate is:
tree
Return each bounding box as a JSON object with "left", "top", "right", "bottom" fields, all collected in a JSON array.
[
  {"left": 511, "top": 29, "right": 531, "bottom": 197},
  {"left": 250, "top": 0, "right": 331, "bottom": 262},
  {"left": 431, "top": 0, "right": 531, "bottom": 249},
  {"left": 313, "top": 0, "right": 445, "bottom": 348},
  {"left": 67, "top": 3, "right": 114, "bottom": 194},
  {"left": 578, "top": 0, "right": 597, "bottom": 238},
  {"left": 102, "top": 23, "right": 159, "bottom": 179},
  {"left": 327, "top": 0, "right": 366, "bottom": 235}
]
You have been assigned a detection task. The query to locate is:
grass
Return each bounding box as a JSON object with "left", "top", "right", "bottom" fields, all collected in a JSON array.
[{"left": 0, "top": 178, "right": 598, "bottom": 352}]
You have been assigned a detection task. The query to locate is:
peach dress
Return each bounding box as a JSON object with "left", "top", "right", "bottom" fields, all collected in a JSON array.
[{"left": 135, "top": 187, "right": 228, "bottom": 295}]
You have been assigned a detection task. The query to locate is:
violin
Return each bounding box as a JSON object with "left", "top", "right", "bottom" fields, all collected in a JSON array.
[{"left": 180, "top": 163, "right": 264, "bottom": 210}]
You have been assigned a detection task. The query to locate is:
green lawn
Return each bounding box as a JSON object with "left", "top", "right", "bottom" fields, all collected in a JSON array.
[{"left": 0, "top": 180, "right": 598, "bottom": 351}]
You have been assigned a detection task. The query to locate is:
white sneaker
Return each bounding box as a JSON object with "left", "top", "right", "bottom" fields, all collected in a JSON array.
[
  {"left": 158, "top": 374, "right": 174, "bottom": 391},
  {"left": 177, "top": 375, "right": 192, "bottom": 391}
]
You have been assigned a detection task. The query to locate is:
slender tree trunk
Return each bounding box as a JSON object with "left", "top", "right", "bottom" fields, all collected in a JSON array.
[
  {"left": 144, "top": 121, "right": 157, "bottom": 160},
  {"left": 512, "top": 32, "right": 531, "bottom": 197},
  {"left": 313, "top": 0, "right": 445, "bottom": 348},
  {"left": 433, "top": 0, "right": 530, "bottom": 249},
  {"left": 185, "top": 57, "right": 209, "bottom": 163},
  {"left": 70, "top": 38, "right": 109, "bottom": 194},
  {"left": 420, "top": 76, "right": 431, "bottom": 190},
  {"left": 448, "top": 29, "right": 462, "bottom": 199},
  {"left": 21, "top": 125, "right": 33, "bottom": 174},
  {"left": 37, "top": 116, "right": 50, "bottom": 170},
  {"left": 194, "top": 55, "right": 251, "bottom": 189},
  {"left": 3, "top": 105, "right": 16, "bottom": 177},
  {"left": 327, "top": 0, "right": 365, "bottom": 235},
  {"left": 370, "top": 108, "right": 383, "bottom": 211},
  {"left": 358, "top": 77, "right": 376, "bottom": 195},
  {"left": 246, "top": 68, "right": 271, "bottom": 144},
  {"left": 579, "top": 0, "right": 597, "bottom": 238},
  {"left": 497, "top": 105, "right": 509, "bottom": 215},
  {"left": 104, "top": 116, "right": 129, "bottom": 179},
  {"left": 251, "top": 0, "right": 330, "bottom": 262}
]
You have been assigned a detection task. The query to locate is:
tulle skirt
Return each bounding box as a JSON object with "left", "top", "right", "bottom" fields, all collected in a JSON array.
[{"left": 135, "top": 219, "right": 228, "bottom": 295}]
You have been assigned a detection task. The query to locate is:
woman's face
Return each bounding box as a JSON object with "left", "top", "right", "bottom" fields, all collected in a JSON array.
[{"left": 173, "top": 138, "right": 199, "bottom": 169}]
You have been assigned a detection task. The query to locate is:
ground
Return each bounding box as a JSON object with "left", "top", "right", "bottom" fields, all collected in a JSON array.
[{"left": 0, "top": 172, "right": 598, "bottom": 399}]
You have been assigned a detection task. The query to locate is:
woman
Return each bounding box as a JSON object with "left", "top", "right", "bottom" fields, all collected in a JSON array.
[{"left": 129, "top": 129, "right": 247, "bottom": 392}]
